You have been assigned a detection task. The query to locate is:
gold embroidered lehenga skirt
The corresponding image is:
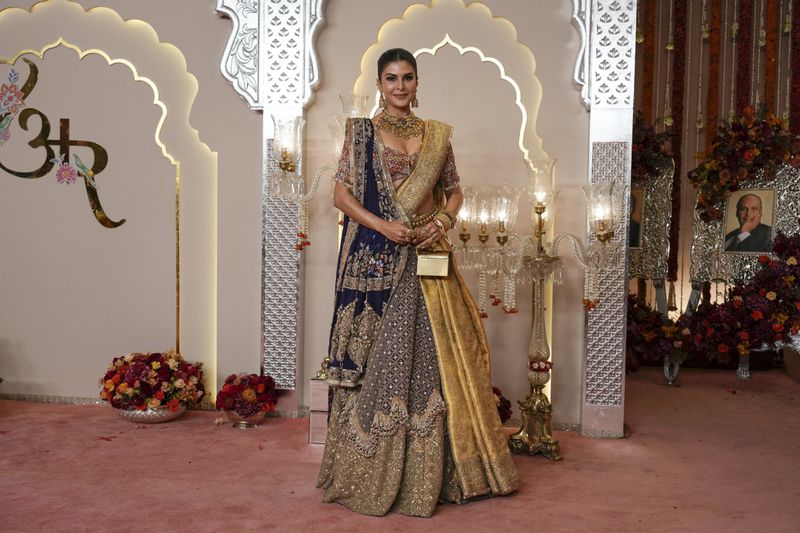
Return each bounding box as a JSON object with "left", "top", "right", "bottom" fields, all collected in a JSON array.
[{"left": 317, "top": 118, "right": 519, "bottom": 517}]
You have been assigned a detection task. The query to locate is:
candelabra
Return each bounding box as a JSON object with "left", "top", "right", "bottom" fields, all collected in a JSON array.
[
  {"left": 270, "top": 93, "right": 370, "bottom": 255},
  {"left": 454, "top": 159, "right": 621, "bottom": 461}
]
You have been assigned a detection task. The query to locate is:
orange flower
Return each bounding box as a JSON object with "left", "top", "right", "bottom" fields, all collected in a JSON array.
[
  {"left": 766, "top": 291, "right": 777, "bottom": 301},
  {"left": 242, "top": 388, "right": 257, "bottom": 403},
  {"left": 751, "top": 310, "right": 764, "bottom": 320},
  {"left": 717, "top": 343, "right": 729, "bottom": 353},
  {"left": 773, "top": 323, "right": 785, "bottom": 333}
]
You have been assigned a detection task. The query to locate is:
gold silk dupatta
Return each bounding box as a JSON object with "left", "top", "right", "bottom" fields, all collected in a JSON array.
[{"left": 396, "top": 121, "right": 520, "bottom": 500}]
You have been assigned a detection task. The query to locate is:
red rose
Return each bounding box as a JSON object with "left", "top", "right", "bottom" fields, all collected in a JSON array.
[
  {"left": 751, "top": 310, "right": 764, "bottom": 320},
  {"left": 154, "top": 390, "right": 165, "bottom": 400},
  {"left": 773, "top": 323, "right": 785, "bottom": 332},
  {"left": 758, "top": 255, "right": 770, "bottom": 264},
  {"left": 717, "top": 344, "right": 729, "bottom": 353},
  {"left": 167, "top": 399, "right": 180, "bottom": 412}
]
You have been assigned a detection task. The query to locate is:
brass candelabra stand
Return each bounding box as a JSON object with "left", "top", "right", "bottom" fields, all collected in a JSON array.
[{"left": 509, "top": 202, "right": 563, "bottom": 461}]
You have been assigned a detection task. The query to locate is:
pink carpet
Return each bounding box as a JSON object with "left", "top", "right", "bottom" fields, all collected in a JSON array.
[{"left": 1, "top": 367, "right": 798, "bottom": 532}]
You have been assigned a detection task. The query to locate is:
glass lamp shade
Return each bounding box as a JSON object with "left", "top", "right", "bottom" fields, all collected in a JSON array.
[
  {"left": 527, "top": 158, "right": 556, "bottom": 209},
  {"left": 492, "top": 184, "right": 521, "bottom": 233},
  {"left": 459, "top": 186, "right": 478, "bottom": 230},
  {"left": 272, "top": 115, "right": 305, "bottom": 165},
  {"left": 339, "top": 91, "right": 370, "bottom": 117},
  {"left": 329, "top": 114, "right": 348, "bottom": 161},
  {"left": 476, "top": 189, "right": 493, "bottom": 232},
  {"left": 583, "top": 181, "right": 616, "bottom": 239}
]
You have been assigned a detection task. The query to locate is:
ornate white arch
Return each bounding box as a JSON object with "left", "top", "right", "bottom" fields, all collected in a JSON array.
[
  {"left": 0, "top": 0, "right": 218, "bottom": 396},
  {"left": 354, "top": 0, "right": 546, "bottom": 162}
]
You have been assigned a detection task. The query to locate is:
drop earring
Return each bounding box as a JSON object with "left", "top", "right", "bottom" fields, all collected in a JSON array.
[
  {"left": 379, "top": 93, "right": 386, "bottom": 108},
  {"left": 411, "top": 95, "right": 419, "bottom": 108}
]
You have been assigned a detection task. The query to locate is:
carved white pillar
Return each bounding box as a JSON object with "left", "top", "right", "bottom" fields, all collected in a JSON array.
[
  {"left": 216, "top": 0, "right": 327, "bottom": 389},
  {"left": 573, "top": 0, "right": 636, "bottom": 438}
]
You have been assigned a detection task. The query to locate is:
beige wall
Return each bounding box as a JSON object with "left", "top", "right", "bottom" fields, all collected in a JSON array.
[{"left": 0, "top": 0, "right": 590, "bottom": 426}]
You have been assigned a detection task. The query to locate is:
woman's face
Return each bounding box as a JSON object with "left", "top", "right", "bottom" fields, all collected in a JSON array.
[{"left": 376, "top": 60, "right": 417, "bottom": 114}]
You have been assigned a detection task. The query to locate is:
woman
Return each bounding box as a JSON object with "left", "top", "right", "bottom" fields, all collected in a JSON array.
[{"left": 317, "top": 48, "right": 519, "bottom": 517}]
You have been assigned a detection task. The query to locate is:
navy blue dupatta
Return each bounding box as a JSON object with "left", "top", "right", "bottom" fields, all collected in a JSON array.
[{"left": 326, "top": 118, "right": 409, "bottom": 387}]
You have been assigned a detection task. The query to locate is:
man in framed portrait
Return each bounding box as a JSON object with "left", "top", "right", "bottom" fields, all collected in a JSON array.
[{"left": 724, "top": 193, "right": 773, "bottom": 252}]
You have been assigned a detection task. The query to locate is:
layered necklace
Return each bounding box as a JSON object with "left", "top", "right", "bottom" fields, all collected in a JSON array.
[{"left": 376, "top": 111, "right": 424, "bottom": 139}]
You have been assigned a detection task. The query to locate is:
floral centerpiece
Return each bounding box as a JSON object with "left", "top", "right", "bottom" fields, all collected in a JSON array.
[
  {"left": 675, "top": 303, "right": 739, "bottom": 366},
  {"left": 631, "top": 110, "right": 673, "bottom": 181},
  {"left": 216, "top": 373, "right": 279, "bottom": 427},
  {"left": 100, "top": 350, "right": 205, "bottom": 421},
  {"left": 727, "top": 231, "right": 800, "bottom": 355},
  {"left": 626, "top": 295, "right": 686, "bottom": 368},
  {"left": 688, "top": 106, "right": 800, "bottom": 222}
]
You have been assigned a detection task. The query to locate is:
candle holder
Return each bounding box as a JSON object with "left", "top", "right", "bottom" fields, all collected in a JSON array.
[{"left": 451, "top": 159, "right": 620, "bottom": 461}]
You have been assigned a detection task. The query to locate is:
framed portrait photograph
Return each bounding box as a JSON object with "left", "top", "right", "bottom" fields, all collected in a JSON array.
[
  {"left": 722, "top": 189, "right": 775, "bottom": 254},
  {"left": 629, "top": 187, "right": 645, "bottom": 248},
  {"left": 690, "top": 165, "right": 800, "bottom": 287},
  {"left": 628, "top": 161, "right": 673, "bottom": 281}
]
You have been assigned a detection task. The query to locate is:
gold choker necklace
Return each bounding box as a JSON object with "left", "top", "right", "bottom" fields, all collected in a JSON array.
[{"left": 376, "top": 112, "right": 425, "bottom": 139}]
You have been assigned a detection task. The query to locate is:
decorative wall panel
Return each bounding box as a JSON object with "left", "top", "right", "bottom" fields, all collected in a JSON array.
[
  {"left": 590, "top": 0, "right": 635, "bottom": 108},
  {"left": 217, "top": 0, "right": 327, "bottom": 390},
  {"left": 261, "top": 140, "right": 300, "bottom": 389},
  {"left": 585, "top": 142, "right": 628, "bottom": 406}
]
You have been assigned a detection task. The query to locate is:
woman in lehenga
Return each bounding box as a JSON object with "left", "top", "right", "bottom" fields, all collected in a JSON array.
[{"left": 317, "top": 48, "right": 520, "bottom": 517}]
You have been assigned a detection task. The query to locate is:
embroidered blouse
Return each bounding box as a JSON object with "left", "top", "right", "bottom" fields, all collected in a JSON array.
[{"left": 334, "top": 123, "right": 460, "bottom": 193}]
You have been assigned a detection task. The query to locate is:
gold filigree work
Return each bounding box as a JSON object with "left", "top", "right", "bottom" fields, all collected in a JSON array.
[{"left": 375, "top": 111, "right": 425, "bottom": 139}]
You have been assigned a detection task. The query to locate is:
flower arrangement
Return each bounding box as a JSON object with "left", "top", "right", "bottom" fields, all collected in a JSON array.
[
  {"left": 727, "top": 231, "right": 800, "bottom": 355},
  {"left": 215, "top": 373, "right": 279, "bottom": 418},
  {"left": 492, "top": 386, "right": 512, "bottom": 424},
  {"left": 628, "top": 233, "right": 800, "bottom": 367},
  {"left": 688, "top": 106, "right": 800, "bottom": 222},
  {"left": 100, "top": 350, "right": 205, "bottom": 411},
  {"left": 631, "top": 110, "right": 673, "bottom": 181},
  {"left": 675, "top": 302, "right": 739, "bottom": 366},
  {"left": 626, "top": 295, "right": 686, "bottom": 366}
]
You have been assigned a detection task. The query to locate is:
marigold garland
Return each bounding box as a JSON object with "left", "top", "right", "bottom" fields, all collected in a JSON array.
[
  {"left": 706, "top": 0, "right": 722, "bottom": 148},
  {"left": 735, "top": 0, "right": 754, "bottom": 112},
  {"left": 791, "top": 0, "right": 800, "bottom": 134},
  {"left": 667, "top": 0, "right": 688, "bottom": 281},
  {"left": 764, "top": 0, "right": 779, "bottom": 113},
  {"left": 641, "top": 0, "right": 657, "bottom": 124}
]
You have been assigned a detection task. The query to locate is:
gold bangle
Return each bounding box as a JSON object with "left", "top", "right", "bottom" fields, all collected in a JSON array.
[
  {"left": 433, "top": 212, "right": 452, "bottom": 231},
  {"left": 438, "top": 210, "right": 457, "bottom": 229}
]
